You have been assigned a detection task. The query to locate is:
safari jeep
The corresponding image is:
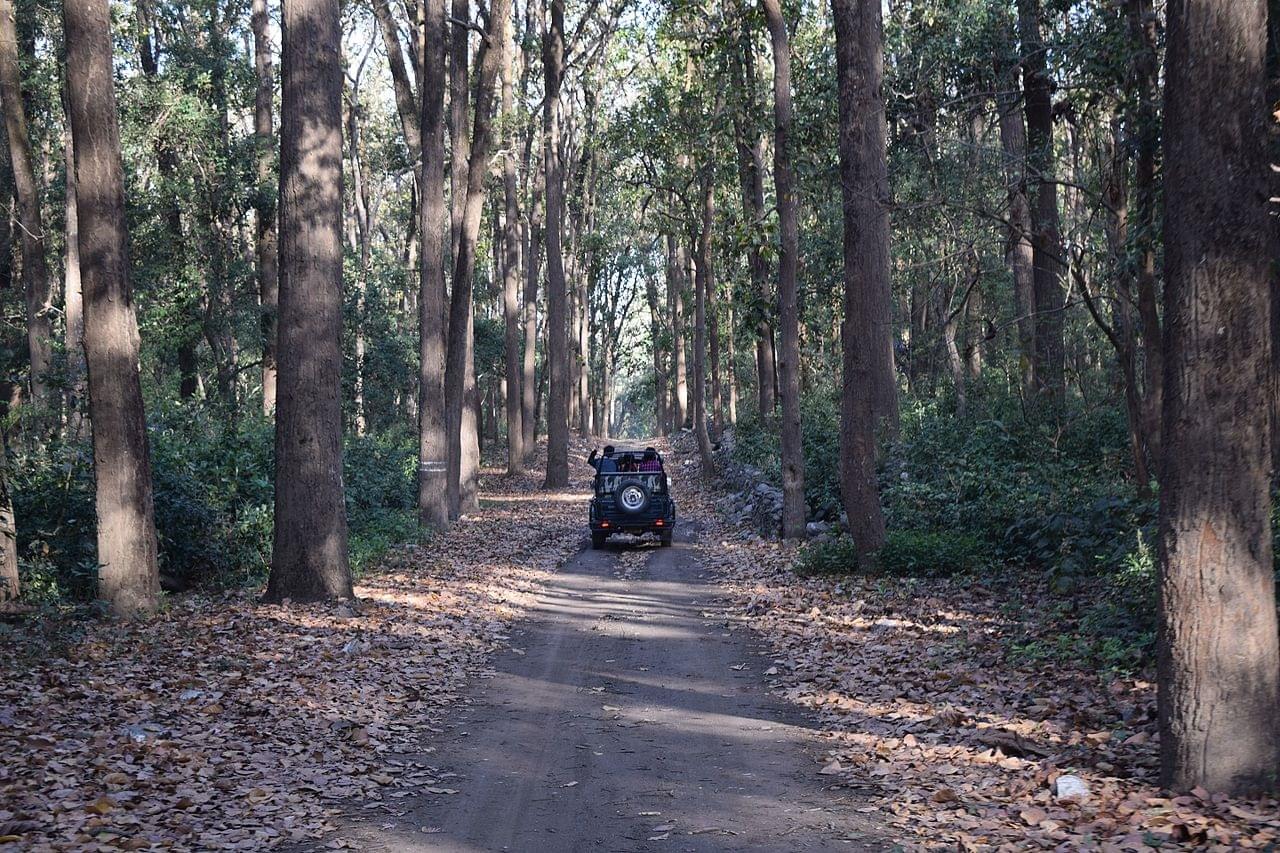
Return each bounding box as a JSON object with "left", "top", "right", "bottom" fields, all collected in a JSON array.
[{"left": 589, "top": 462, "right": 675, "bottom": 549}]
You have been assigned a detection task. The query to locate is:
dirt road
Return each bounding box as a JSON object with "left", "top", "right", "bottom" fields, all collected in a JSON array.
[{"left": 326, "top": 521, "right": 888, "bottom": 852}]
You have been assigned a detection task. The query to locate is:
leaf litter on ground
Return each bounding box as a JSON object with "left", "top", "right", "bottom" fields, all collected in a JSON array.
[
  {"left": 0, "top": 444, "right": 594, "bottom": 851},
  {"left": 670, "top": 437, "right": 1280, "bottom": 852}
]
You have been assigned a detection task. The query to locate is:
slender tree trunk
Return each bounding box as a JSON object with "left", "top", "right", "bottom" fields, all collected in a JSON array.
[
  {"left": 253, "top": 0, "right": 279, "bottom": 415},
  {"left": 448, "top": 0, "right": 470, "bottom": 267},
  {"left": 0, "top": 447, "right": 14, "bottom": 602},
  {"left": 1158, "top": 0, "right": 1280, "bottom": 794},
  {"left": 522, "top": 177, "right": 543, "bottom": 459},
  {"left": 691, "top": 175, "right": 715, "bottom": 471},
  {"left": 1126, "top": 0, "right": 1162, "bottom": 460},
  {"left": 543, "top": 0, "right": 569, "bottom": 487},
  {"left": 502, "top": 25, "right": 523, "bottom": 475},
  {"left": 669, "top": 233, "right": 689, "bottom": 429},
  {"left": 61, "top": 116, "right": 84, "bottom": 433},
  {"left": 64, "top": 0, "right": 160, "bottom": 616},
  {"left": 995, "top": 49, "right": 1036, "bottom": 397},
  {"left": 762, "top": 0, "right": 805, "bottom": 538},
  {"left": 832, "top": 0, "right": 886, "bottom": 561},
  {"left": 0, "top": 0, "right": 52, "bottom": 410},
  {"left": 264, "top": 0, "right": 353, "bottom": 602},
  {"left": 418, "top": 0, "right": 449, "bottom": 528},
  {"left": 445, "top": 0, "right": 509, "bottom": 513},
  {"left": 373, "top": 0, "right": 422, "bottom": 164},
  {"left": 730, "top": 23, "right": 777, "bottom": 420},
  {"left": 1018, "top": 0, "right": 1065, "bottom": 406},
  {"left": 646, "top": 272, "right": 668, "bottom": 435}
]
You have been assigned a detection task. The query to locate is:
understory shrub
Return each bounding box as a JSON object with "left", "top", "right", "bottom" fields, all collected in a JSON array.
[
  {"left": 11, "top": 407, "right": 418, "bottom": 602},
  {"left": 798, "top": 529, "right": 985, "bottom": 578}
]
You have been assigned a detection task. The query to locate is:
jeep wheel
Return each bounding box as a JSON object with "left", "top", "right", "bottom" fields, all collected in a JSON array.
[
  {"left": 591, "top": 532, "right": 606, "bottom": 550},
  {"left": 659, "top": 531, "right": 673, "bottom": 547},
  {"left": 614, "top": 482, "right": 651, "bottom": 514}
]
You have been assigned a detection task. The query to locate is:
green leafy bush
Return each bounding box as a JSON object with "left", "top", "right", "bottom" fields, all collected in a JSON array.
[
  {"left": 11, "top": 409, "right": 419, "bottom": 601},
  {"left": 798, "top": 529, "right": 986, "bottom": 578}
]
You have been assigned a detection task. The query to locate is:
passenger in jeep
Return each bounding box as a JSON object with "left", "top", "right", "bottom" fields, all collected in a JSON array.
[
  {"left": 587, "top": 445, "right": 618, "bottom": 473},
  {"left": 638, "top": 448, "right": 662, "bottom": 472}
]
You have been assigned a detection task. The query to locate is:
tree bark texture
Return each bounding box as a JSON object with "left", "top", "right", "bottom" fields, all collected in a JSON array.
[
  {"left": 62, "top": 116, "right": 85, "bottom": 432},
  {"left": 691, "top": 173, "right": 715, "bottom": 472},
  {"left": 1158, "top": 0, "right": 1280, "bottom": 795},
  {"left": 253, "top": 0, "right": 279, "bottom": 415},
  {"left": 418, "top": 0, "right": 449, "bottom": 529},
  {"left": 762, "top": 0, "right": 806, "bottom": 539},
  {"left": 445, "top": 0, "right": 509, "bottom": 515},
  {"left": 995, "top": 47, "right": 1036, "bottom": 398},
  {"left": 0, "top": 0, "right": 52, "bottom": 410},
  {"left": 501, "top": 17, "right": 523, "bottom": 475},
  {"left": 730, "top": 23, "right": 777, "bottom": 420},
  {"left": 265, "top": 0, "right": 353, "bottom": 602},
  {"left": 831, "top": 0, "right": 888, "bottom": 561},
  {"left": 1017, "top": 0, "right": 1065, "bottom": 406},
  {"left": 543, "top": 0, "right": 569, "bottom": 488},
  {"left": 64, "top": 0, "right": 161, "bottom": 616}
]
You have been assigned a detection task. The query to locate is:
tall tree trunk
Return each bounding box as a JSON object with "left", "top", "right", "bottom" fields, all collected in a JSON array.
[
  {"left": 1018, "top": 0, "right": 1065, "bottom": 406},
  {"left": 265, "top": 0, "right": 353, "bottom": 602},
  {"left": 448, "top": 0, "right": 470, "bottom": 267},
  {"left": 730, "top": 22, "right": 777, "bottom": 420},
  {"left": 668, "top": 232, "right": 689, "bottom": 430},
  {"left": 0, "top": 0, "right": 52, "bottom": 410},
  {"left": 373, "top": 0, "right": 422, "bottom": 164},
  {"left": 646, "top": 272, "right": 668, "bottom": 434},
  {"left": 64, "top": 0, "right": 160, "bottom": 616},
  {"left": 832, "top": 0, "right": 886, "bottom": 563},
  {"left": 253, "top": 0, "right": 279, "bottom": 415},
  {"left": 61, "top": 115, "right": 84, "bottom": 433},
  {"left": 762, "top": 0, "right": 805, "bottom": 539},
  {"left": 501, "top": 24, "right": 523, "bottom": 475},
  {"left": 1126, "top": 0, "right": 1162, "bottom": 460},
  {"left": 995, "top": 46, "right": 1036, "bottom": 398},
  {"left": 1158, "top": 0, "right": 1280, "bottom": 794},
  {"left": 543, "top": 0, "right": 569, "bottom": 488},
  {"left": 691, "top": 174, "right": 715, "bottom": 471},
  {"left": 445, "top": 0, "right": 510, "bottom": 513},
  {"left": 521, "top": 168, "right": 543, "bottom": 458},
  {"left": 418, "top": 0, "right": 449, "bottom": 528}
]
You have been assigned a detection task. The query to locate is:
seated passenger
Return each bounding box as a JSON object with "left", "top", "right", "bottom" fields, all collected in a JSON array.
[
  {"left": 638, "top": 448, "right": 662, "bottom": 472},
  {"left": 587, "top": 445, "right": 618, "bottom": 473},
  {"left": 618, "top": 453, "right": 638, "bottom": 472}
]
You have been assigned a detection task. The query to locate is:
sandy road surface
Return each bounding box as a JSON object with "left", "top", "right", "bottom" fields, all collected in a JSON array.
[{"left": 324, "top": 521, "right": 889, "bottom": 852}]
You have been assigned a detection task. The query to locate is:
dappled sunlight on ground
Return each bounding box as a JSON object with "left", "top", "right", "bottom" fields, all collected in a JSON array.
[
  {"left": 676, "top": 447, "right": 1280, "bottom": 851},
  {"left": 0, "top": 441, "right": 594, "bottom": 851}
]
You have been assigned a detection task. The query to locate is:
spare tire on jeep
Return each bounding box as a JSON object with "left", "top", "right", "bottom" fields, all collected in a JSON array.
[{"left": 614, "top": 481, "right": 651, "bottom": 514}]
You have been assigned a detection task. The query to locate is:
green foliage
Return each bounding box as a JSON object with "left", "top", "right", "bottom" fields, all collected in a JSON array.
[
  {"left": 798, "top": 529, "right": 986, "bottom": 578},
  {"left": 12, "top": 412, "right": 418, "bottom": 601}
]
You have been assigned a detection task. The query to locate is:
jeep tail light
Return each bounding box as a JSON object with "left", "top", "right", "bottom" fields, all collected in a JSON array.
[{"left": 655, "top": 519, "right": 663, "bottom": 526}]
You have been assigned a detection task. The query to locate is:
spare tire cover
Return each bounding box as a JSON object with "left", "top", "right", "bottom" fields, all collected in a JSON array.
[{"left": 615, "top": 482, "right": 651, "bottom": 514}]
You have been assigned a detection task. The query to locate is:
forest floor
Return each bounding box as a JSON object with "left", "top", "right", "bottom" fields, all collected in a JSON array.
[
  {"left": 5, "top": 439, "right": 1280, "bottom": 852},
  {"left": 673, "top": 439, "right": 1280, "bottom": 851},
  {"left": 0, "top": 445, "right": 586, "bottom": 852}
]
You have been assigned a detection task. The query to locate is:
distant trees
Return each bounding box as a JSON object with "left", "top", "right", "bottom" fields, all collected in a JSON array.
[
  {"left": 264, "top": 0, "right": 352, "bottom": 602},
  {"left": 63, "top": 0, "right": 160, "bottom": 616},
  {"left": 1157, "top": 0, "right": 1279, "bottom": 794}
]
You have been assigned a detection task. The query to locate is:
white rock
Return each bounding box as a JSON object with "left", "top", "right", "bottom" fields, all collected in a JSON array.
[{"left": 1053, "top": 774, "right": 1090, "bottom": 804}]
